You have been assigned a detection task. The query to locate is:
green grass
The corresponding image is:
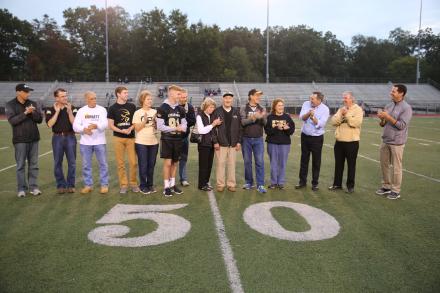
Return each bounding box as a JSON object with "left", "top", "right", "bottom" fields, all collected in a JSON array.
[{"left": 0, "top": 117, "right": 439, "bottom": 292}]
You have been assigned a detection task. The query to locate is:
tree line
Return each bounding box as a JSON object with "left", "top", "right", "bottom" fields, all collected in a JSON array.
[{"left": 1, "top": 6, "right": 439, "bottom": 82}]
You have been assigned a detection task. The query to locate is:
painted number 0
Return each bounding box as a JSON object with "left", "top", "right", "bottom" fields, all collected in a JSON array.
[{"left": 88, "top": 202, "right": 340, "bottom": 247}]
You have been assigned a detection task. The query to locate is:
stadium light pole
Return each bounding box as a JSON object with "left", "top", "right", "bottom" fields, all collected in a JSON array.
[
  {"left": 416, "top": 0, "right": 422, "bottom": 85},
  {"left": 105, "top": 0, "right": 110, "bottom": 83},
  {"left": 266, "top": 0, "right": 270, "bottom": 84}
]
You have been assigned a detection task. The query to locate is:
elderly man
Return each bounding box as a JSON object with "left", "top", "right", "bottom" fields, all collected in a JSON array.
[
  {"left": 6, "top": 83, "right": 43, "bottom": 198},
  {"left": 376, "top": 84, "right": 412, "bottom": 200},
  {"left": 295, "top": 91, "right": 330, "bottom": 191},
  {"left": 329, "top": 91, "right": 363, "bottom": 194},
  {"left": 73, "top": 91, "right": 109, "bottom": 194}
]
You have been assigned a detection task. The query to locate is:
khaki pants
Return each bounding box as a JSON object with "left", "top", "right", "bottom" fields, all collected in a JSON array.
[
  {"left": 215, "top": 146, "right": 237, "bottom": 188},
  {"left": 380, "top": 143, "right": 405, "bottom": 193},
  {"left": 113, "top": 137, "right": 138, "bottom": 188}
]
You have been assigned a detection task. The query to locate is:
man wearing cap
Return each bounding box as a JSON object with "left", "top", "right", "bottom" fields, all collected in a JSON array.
[
  {"left": 45, "top": 88, "right": 78, "bottom": 194},
  {"left": 295, "top": 91, "right": 330, "bottom": 191},
  {"left": 240, "top": 89, "right": 267, "bottom": 194},
  {"left": 212, "top": 92, "right": 242, "bottom": 192},
  {"left": 6, "top": 84, "right": 43, "bottom": 198}
]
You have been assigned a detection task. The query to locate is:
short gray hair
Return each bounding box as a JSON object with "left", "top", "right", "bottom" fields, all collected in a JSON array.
[{"left": 343, "top": 91, "right": 355, "bottom": 101}]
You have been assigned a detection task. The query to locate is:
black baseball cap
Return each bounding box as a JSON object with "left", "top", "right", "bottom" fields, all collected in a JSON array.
[
  {"left": 248, "top": 89, "right": 263, "bottom": 96},
  {"left": 223, "top": 92, "right": 234, "bottom": 97},
  {"left": 16, "top": 83, "right": 34, "bottom": 92}
]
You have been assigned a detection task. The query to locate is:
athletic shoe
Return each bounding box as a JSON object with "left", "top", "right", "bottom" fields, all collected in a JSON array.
[
  {"left": 171, "top": 185, "right": 183, "bottom": 195},
  {"left": 100, "top": 186, "right": 109, "bottom": 194},
  {"left": 268, "top": 184, "right": 277, "bottom": 189},
  {"left": 163, "top": 188, "right": 173, "bottom": 197},
  {"left": 199, "top": 185, "right": 211, "bottom": 191},
  {"left": 312, "top": 185, "right": 319, "bottom": 191},
  {"left": 119, "top": 187, "right": 128, "bottom": 194},
  {"left": 17, "top": 191, "right": 26, "bottom": 198},
  {"left": 140, "top": 188, "right": 151, "bottom": 195},
  {"left": 207, "top": 183, "right": 213, "bottom": 189},
  {"left": 181, "top": 180, "right": 190, "bottom": 187},
  {"left": 295, "top": 183, "right": 306, "bottom": 189},
  {"left": 30, "top": 188, "right": 42, "bottom": 196},
  {"left": 375, "top": 187, "right": 391, "bottom": 196},
  {"left": 81, "top": 186, "right": 93, "bottom": 194},
  {"left": 242, "top": 183, "right": 254, "bottom": 190},
  {"left": 278, "top": 185, "right": 285, "bottom": 190},
  {"left": 148, "top": 187, "right": 157, "bottom": 194},
  {"left": 387, "top": 192, "right": 401, "bottom": 200},
  {"left": 328, "top": 185, "right": 342, "bottom": 191},
  {"left": 257, "top": 185, "right": 267, "bottom": 194}
]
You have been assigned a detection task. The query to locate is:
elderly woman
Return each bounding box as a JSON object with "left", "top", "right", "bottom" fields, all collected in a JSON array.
[
  {"left": 264, "top": 98, "right": 295, "bottom": 189},
  {"left": 196, "top": 97, "right": 222, "bottom": 191},
  {"left": 132, "top": 90, "right": 159, "bottom": 194}
]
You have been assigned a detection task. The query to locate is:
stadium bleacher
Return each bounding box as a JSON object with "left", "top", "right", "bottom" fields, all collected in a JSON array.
[{"left": 1, "top": 81, "right": 439, "bottom": 114}]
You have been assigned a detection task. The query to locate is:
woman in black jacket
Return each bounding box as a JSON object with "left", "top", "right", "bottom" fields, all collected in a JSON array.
[
  {"left": 196, "top": 98, "right": 222, "bottom": 191},
  {"left": 264, "top": 98, "right": 295, "bottom": 189}
]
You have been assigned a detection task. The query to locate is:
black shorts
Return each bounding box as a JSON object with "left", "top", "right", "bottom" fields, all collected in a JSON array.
[{"left": 160, "top": 139, "right": 183, "bottom": 162}]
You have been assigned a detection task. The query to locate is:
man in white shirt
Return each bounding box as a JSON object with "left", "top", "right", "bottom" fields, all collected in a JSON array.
[{"left": 73, "top": 91, "right": 109, "bottom": 194}]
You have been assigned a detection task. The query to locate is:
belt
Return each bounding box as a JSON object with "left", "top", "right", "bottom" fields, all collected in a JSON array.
[{"left": 53, "top": 131, "right": 75, "bottom": 136}]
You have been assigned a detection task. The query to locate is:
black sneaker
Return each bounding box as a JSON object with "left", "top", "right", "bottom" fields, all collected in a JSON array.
[
  {"left": 375, "top": 187, "right": 391, "bottom": 196},
  {"left": 140, "top": 188, "right": 151, "bottom": 195},
  {"left": 312, "top": 185, "right": 319, "bottom": 191},
  {"left": 328, "top": 185, "right": 342, "bottom": 191},
  {"left": 268, "top": 184, "right": 277, "bottom": 189},
  {"left": 387, "top": 191, "right": 400, "bottom": 200},
  {"left": 148, "top": 186, "right": 157, "bottom": 194},
  {"left": 295, "top": 183, "right": 306, "bottom": 189},
  {"left": 278, "top": 185, "right": 285, "bottom": 190},
  {"left": 163, "top": 188, "right": 173, "bottom": 197},
  {"left": 199, "top": 185, "right": 211, "bottom": 191},
  {"left": 171, "top": 185, "right": 183, "bottom": 195}
]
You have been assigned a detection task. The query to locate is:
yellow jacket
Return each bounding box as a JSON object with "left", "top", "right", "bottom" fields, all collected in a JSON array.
[{"left": 331, "top": 104, "right": 363, "bottom": 142}]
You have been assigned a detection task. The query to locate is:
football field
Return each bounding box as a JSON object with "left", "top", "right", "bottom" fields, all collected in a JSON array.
[{"left": 0, "top": 117, "right": 439, "bottom": 292}]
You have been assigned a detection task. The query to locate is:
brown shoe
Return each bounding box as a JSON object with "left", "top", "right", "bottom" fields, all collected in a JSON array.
[
  {"left": 66, "top": 187, "right": 75, "bottom": 193},
  {"left": 80, "top": 186, "right": 93, "bottom": 194},
  {"left": 100, "top": 186, "right": 109, "bottom": 194},
  {"left": 217, "top": 186, "right": 225, "bottom": 192},
  {"left": 57, "top": 188, "right": 66, "bottom": 194},
  {"left": 227, "top": 186, "right": 236, "bottom": 192}
]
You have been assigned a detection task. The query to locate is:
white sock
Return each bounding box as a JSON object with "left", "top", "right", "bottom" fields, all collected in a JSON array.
[
  {"left": 164, "top": 180, "right": 169, "bottom": 188},
  {"left": 170, "top": 177, "right": 175, "bottom": 187}
]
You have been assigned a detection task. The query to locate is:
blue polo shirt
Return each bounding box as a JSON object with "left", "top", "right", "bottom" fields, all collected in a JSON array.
[{"left": 299, "top": 101, "right": 330, "bottom": 136}]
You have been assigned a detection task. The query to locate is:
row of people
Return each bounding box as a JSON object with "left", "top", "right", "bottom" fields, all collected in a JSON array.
[{"left": 5, "top": 83, "right": 412, "bottom": 200}]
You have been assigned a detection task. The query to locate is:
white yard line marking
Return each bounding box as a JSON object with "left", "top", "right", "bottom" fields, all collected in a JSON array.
[
  {"left": 207, "top": 190, "right": 244, "bottom": 293},
  {"left": 322, "top": 143, "right": 440, "bottom": 183},
  {"left": 0, "top": 147, "right": 8, "bottom": 150},
  {"left": 419, "top": 143, "right": 430, "bottom": 146},
  {"left": 371, "top": 143, "right": 380, "bottom": 147},
  {"left": 0, "top": 151, "right": 52, "bottom": 172},
  {"left": 364, "top": 130, "right": 440, "bottom": 144}
]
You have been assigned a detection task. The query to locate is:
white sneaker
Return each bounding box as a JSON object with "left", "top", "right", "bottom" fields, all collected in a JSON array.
[
  {"left": 17, "top": 191, "right": 26, "bottom": 198},
  {"left": 30, "top": 189, "right": 42, "bottom": 196},
  {"left": 181, "top": 181, "right": 190, "bottom": 187}
]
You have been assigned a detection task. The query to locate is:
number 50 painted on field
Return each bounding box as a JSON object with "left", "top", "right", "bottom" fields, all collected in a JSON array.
[{"left": 88, "top": 202, "right": 340, "bottom": 247}]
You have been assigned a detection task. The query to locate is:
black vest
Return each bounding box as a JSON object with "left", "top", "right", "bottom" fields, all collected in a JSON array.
[{"left": 199, "top": 113, "right": 213, "bottom": 148}]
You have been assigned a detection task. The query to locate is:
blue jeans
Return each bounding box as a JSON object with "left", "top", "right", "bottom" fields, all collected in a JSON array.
[
  {"left": 179, "top": 137, "right": 189, "bottom": 182},
  {"left": 135, "top": 143, "right": 159, "bottom": 189},
  {"left": 52, "top": 135, "right": 77, "bottom": 188},
  {"left": 267, "top": 143, "right": 290, "bottom": 185},
  {"left": 242, "top": 137, "right": 265, "bottom": 186},
  {"left": 79, "top": 144, "right": 109, "bottom": 187},
  {"left": 14, "top": 142, "right": 39, "bottom": 192}
]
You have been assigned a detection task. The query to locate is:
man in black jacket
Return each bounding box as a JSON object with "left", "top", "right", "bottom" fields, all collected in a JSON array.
[
  {"left": 178, "top": 89, "right": 196, "bottom": 187},
  {"left": 6, "top": 84, "right": 43, "bottom": 198},
  {"left": 212, "top": 92, "right": 242, "bottom": 192}
]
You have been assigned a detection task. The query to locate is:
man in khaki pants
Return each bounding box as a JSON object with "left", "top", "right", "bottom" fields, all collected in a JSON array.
[
  {"left": 212, "top": 92, "right": 242, "bottom": 192},
  {"left": 108, "top": 86, "right": 139, "bottom": 194},
  {"left": 376, "top": 84, "right": 412, "bottom": 200}
]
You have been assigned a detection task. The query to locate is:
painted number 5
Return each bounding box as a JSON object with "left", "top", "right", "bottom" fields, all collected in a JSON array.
[{"left": 88, "top": 204, "right": 191, "bottom": 247}]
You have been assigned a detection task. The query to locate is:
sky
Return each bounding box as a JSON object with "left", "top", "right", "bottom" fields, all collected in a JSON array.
[{"left": 1, "top": 0, "right": 439, "bottom": 45}]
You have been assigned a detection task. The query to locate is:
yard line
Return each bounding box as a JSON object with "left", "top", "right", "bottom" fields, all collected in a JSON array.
[
  {"left": 364, "top": 130, "right": 440, "bottom": 144},
  {"left": 371, "top": 143, "right": 380, "bottom": 147},
  {"left": 322, "top": 144, "right": 440, "bottom": 183},
  {"left": 207, "top": 190, "right": 244, "bottom": 293},
  {"left": 0, "top": 147, "right": 8, "bottom": 150},
  {"left": 419, "top": 143, "right": 430, "bottom": 146},
  {"left": 0, "top": 151, "right": 52, "bottom": 172}
]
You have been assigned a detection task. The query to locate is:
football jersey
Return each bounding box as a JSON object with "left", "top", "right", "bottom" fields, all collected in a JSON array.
[{"left": 156, "top": 103, "right": 186, "bottom": 141}]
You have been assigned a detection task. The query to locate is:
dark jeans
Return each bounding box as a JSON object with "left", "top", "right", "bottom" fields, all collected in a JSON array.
[
  {"left": 333, "top": 141, "right": 359, "bottom": 189},
  {"left": 198, "top": 145, "right": 214, "bottom": 188},
  {"left": 179, "top": 137, "right": 189, "bottom": 182},
  {"left": 299, "top": 133, "right": 324, "bottom": 186},
  {"left": 52, "top": 134, "right": 77, "bottom": 188},
  {"left": 14, "top": 142, "right": 39, "bottom": 192},
  {"left": 135, "top": 143, "right": 159, "bottom": 189},
  {"left": 242, "top": 137, "right": 265, "bottom": 186}
]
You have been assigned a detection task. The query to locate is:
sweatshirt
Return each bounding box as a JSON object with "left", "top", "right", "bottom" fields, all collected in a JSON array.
[
  {"left": 73, "top": 105, "right": 108, "bottom": 145},
  {"left": 264, "top": 113, "right": 295, "bottom": 144},
  {"left": 331, "top": 104, "right": 363, "bottom": 142}
]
